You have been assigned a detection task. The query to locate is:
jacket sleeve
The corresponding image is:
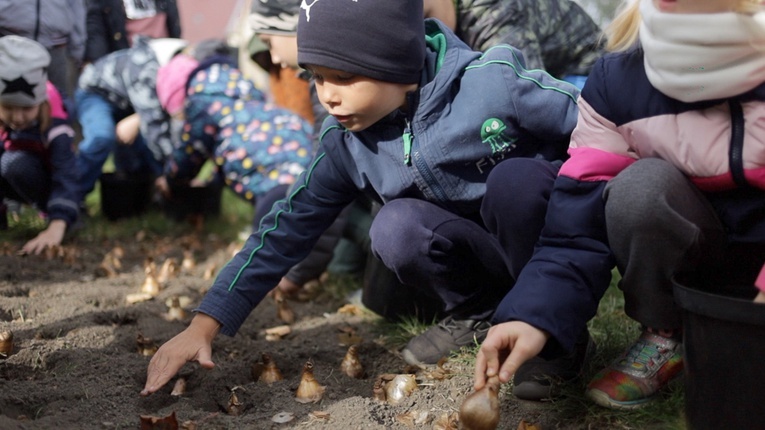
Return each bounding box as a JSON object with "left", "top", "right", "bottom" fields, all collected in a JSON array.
[
  {"left": 492, "top": 175, "right": 614, "bottom": 354},
  {"left": 491, "top": 59, "right": 634, "bottom": 353},
  {"left": 45, "top": 84, "right": 79, "bottom": 226},
  {"left": 85, "top": 0, "right": 109, "bottom": 62},
  {"left": 487, "top": 44, "right": 579, "bottom": 162},
  {"left": 196, "top": 143, "right": 359, "bottom": 335},
  {"left": 162, "top": 0, "right": 182, "bottom": 39},
  {"left": 283, "top": 202, "right": 350, "bottom": 285},
  {"left": 67, "top": 0, "right": 87, "bottom": 63}
]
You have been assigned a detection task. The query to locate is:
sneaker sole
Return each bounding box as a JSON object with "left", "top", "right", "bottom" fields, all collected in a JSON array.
[{"left": 586, "top": 388, "right": 654, "bottom": 410}]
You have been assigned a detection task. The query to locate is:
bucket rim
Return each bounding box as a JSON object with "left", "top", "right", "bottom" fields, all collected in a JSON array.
[{"left": 672, "top": 279, "right": 765, "bottom": 326}]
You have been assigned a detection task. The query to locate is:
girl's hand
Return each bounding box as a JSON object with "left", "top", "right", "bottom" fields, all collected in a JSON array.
[
  {"left": 21, "top": 219, "right": 66, "bottom": 255},
  {"left": 115, "top": 113, "right": 141, "bottom": 145},
  {"left": 473, "top": 321, "right": 549, "bottom": 391},
  {"left": 154, "top": 176, "right": 171, "bottom": 198},
  {"left": 141, "top": 313, "right": 221, "bottom": 396}
]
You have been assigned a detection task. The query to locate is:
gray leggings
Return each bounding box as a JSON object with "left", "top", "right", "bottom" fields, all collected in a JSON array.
[{"left": 604, "top": 158, "right": 764, "bottom": 329}]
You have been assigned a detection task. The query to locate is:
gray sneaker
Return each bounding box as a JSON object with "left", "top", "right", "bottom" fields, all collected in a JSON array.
[
  {"left": 401, "top": 316, "right": 491, "bottom": 366},
  {"left": 512, "top": 329, "right": 596, "bottom": 401}
]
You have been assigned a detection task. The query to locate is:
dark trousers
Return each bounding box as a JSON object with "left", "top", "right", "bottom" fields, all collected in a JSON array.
[
  {"left": 604, "top": 158, "right": 765, "bottom": 330},
  {"left": 369, "top": 158, "right": 558, "bottom": 320},
  {"left": 0, "top": 150, "right": 50, "bottom": 211}
]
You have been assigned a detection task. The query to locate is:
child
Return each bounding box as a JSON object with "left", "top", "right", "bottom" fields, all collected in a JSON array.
[
  {"left": 75, "top": 36, "right": 187, "bottom": 205},
  {"left": 154, "top": 50, "right": 313, "bottom": 229},
  {"left": 142, "top": 0, "right": 579, "bottom": 396},
  {"left": 0, "top": 36, "right": 79, "bottom": 254},
  {"left": 474, "top": 0, "right": 765, "bottom": 409},
  {"left": 423, "top": 0, "right": 605, "bottom": 88}
]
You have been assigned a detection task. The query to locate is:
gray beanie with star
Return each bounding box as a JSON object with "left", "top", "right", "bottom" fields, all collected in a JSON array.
[{"left": 0, "top": 35, "right": 50, "bottom": 107}]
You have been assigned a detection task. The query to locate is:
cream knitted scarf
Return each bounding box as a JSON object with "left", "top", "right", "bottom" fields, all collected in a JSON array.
[{"left": 640, "top": 0, "right": 765, "bottom": 102}]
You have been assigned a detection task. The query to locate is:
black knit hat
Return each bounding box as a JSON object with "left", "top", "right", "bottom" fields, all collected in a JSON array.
[{"left": 297, "top": 0, "right": 425, "bottom": 84}]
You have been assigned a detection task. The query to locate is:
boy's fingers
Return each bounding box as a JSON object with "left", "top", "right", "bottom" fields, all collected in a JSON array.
[
  {"left": 474, "top": 345, "right": 501, "bottom": 390},
  {"left": 196, "top": 348, "right": 215, "bottom": 369},
  {"left": 498, "top": 347, "right": 528, "bottom": 383},
  {"left": 473, "top": 349, "right": 488, "bottom": 390},
  {"left": 141, "top": 354, "right": 177, "bottom": 396}
]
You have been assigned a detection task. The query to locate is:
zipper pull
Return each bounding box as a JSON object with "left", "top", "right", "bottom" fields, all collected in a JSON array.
[{"left": 403, "top": 120, "right": 412, "bottom": 165}]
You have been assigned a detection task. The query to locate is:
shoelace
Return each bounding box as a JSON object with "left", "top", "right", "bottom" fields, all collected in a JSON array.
[
  {"left": 437, "top": 317, "right": 489, "bottom": 334},
  {"left": 437, "top": 317, "right": 460, "bottom": 334},
  {"left": 622, "top": 339, "right": 666, "bottom": 372}
]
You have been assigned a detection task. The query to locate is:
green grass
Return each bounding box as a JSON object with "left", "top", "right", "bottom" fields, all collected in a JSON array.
[{"left": 5, "top": 179, "right": 253, "bottom": 245}]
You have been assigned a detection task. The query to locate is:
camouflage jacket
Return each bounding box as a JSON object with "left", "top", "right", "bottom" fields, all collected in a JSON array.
[
  {"left": 455, "top": 0, "right": 605, "bottom": 78},
  {"left": 77, "top": 36, "right": 174, "bottom": 162}
]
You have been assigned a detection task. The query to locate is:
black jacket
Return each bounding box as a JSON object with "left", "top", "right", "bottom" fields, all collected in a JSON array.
[{"left": 85, "top": 0, "right": 181, "bottom": 62}]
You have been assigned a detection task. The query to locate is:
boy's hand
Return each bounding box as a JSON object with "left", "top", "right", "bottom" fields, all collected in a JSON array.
[
  {"left": 473, "top": 321, "right": 548, "bottom": 390},
  {"left": 141, "top": 313, "right": 221, "bottom": 396}
]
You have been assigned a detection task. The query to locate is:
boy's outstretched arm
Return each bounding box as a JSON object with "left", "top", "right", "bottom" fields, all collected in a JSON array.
[
  {"left": 141, "top": 313, "right": 221, "bottom": 396},
  {"left": 473, "top": 321, "right": 549, "bottom": 390}
]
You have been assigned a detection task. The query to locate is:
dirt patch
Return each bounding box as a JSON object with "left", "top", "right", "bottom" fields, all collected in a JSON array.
[{"left": 0, "top": 231, "right": 575, "bottom": 430}]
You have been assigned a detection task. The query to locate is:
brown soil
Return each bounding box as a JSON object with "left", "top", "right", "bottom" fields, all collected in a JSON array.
[{"left": 0, "top": 230, "right": 576, "bottom": 430}]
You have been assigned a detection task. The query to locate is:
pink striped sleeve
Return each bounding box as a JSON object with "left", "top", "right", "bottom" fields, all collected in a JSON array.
[{"left": 46, "top": 82, "right": 68, "bottom": 120}]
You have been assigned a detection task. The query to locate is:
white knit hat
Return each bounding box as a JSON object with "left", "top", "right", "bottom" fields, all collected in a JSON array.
[{"left": 0, "top": 35, "right": 50, "bottom": 107}]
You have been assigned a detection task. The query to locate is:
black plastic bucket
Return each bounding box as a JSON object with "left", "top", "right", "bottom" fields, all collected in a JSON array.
[
  {"left": 673, "top": 280, "right": 765, "bottom": 429},
  {"left": 99, "top": 172, "right": 154, "bottom": 221},
  {"left": 162, "top": 182, "right": 223, "bottom": 221}
]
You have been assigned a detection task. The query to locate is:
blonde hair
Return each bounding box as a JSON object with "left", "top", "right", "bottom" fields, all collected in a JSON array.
[
  {"left": 0, "top": 101, "right": 52, "bottom": 137},
  {"left": 604, "top": 0, "right": 765, "bottom": 52}
]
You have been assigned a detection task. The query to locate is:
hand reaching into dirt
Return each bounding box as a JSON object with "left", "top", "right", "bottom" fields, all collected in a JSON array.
[
  {"left": 141, "top": 313, "right": 221, "bottom": 396},
  {"left": 21, "top": 219, "right": 66, "bottom": 255},
  {"left": 473, "top": 321, "right": 549, "bottom": 391}
]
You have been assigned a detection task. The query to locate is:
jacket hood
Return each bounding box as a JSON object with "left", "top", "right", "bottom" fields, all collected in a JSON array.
[{"left": 416, "top": 19, "right": 482, "bottom": 118}]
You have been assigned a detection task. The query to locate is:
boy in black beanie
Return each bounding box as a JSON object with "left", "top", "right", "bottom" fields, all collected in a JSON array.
[{"left": 143, "top": 0, "right": 582, "bottom": 399}]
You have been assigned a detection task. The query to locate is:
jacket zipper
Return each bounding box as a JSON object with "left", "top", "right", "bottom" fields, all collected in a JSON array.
[
  {"left": 401, "top": 93, "right": 449, "bottom": 204},
  {"left": 728, "top": 99, "right": 747, "bottom": 187},
  {"left": 403, "top": 119, "right": 413, "bottom": 165}
]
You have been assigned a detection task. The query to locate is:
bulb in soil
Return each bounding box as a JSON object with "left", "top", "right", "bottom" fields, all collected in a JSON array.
[
  {"left": 340, "top": 345, "right": 365, "bottom": 379},
  {"left": 258, "top": 353, "right": 284, "bottom": 384},
  {"left": 170, "top": 377, "right": 186, "bottom": 396},
  {"left": 275, "top": 296, "right": 295, "bottom": 324},
  {"left": 181, "top": 249, "right": 196, "bottom": 272},
  {"left": 433, "top": 412, "right": 459, "bottom": 430},
  {"left": 385, "top": 374, "right": 417, "bottom": 405},
  {"left": 136, "top": 333, "right": 158, "bottom": 356},
  {"left": 140, "top": 263, "right": 161, "bottom": 297},
  {"left": 227, "top": 387, "right": 244, "bottom": 416},
  {"left": 295, "top": 360, "right": 325, "bottom": 403},
  {"left": 157, "top": 258, "right": 178, "bottom": 284},
  {"left": 0, "top": 330, "right": 13, "bottom": 358},
  {"left": 202, "top": 262, "right": 217, "bottom": 280},
  {"left": 458, "top": 375, "right": 500, "bottom": 430},
  {"left": 165, "top": 296, "right": 187, "bottom": 321},
  {"left": 139, "top": 411, "right": 178, "bottom": 429},
  {"left": 372, "top": 378, "right": 387, "bottom": 402}
]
